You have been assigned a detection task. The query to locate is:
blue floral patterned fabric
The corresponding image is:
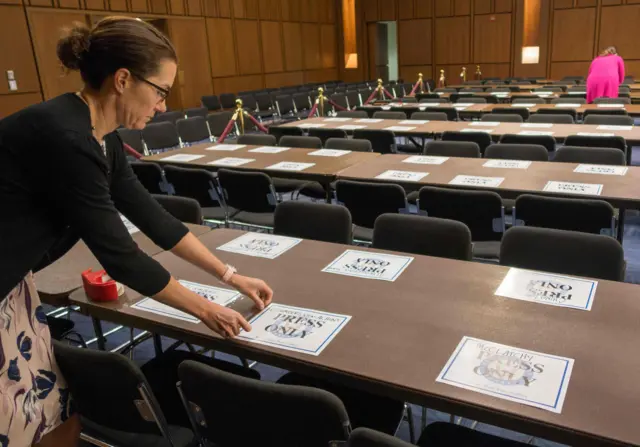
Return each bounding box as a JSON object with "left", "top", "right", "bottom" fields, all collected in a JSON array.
[{"left": 0, "top": 274, "right": 72, "bottom": 446}]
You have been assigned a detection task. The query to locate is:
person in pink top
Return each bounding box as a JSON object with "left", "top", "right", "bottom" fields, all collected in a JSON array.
[{"left": 586, "top": 46, "right": 625, "bottom": 103}]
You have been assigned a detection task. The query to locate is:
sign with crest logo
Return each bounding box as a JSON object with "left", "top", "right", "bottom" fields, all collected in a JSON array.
[
  {"left": 322, "top": 250, "right": 413, "bottom": 282},
  {"left": 217, "top": 233, "right": 302, "bottom": 259},
  {"left": 237, "top": 304, "right": 351, "bottom": 355}
]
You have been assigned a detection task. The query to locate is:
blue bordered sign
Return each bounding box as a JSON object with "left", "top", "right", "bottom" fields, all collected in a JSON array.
[
  {"left": 495, "top": 268, "right": 597, "bottom": 311},
  {"left": 217, "top": 232, "right": 302, "bottom": 259},
  {"left": 322, "top": 249, "right": 414, "bottom": 282},
  {"left": 436, "top": 337, "right": 574, "bottom": 414},
  {"left": 237, "top": 304, "right": 351, "bottom": 356}
]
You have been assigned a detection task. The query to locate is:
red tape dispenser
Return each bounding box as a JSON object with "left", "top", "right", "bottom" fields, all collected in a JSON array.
[{"left": 81, "top": 269, "right": 124, "bottom": 302}]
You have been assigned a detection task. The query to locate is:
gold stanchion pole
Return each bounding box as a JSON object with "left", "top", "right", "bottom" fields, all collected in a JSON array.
[
  {"left": 235, "top": 99, "right": 245, "bottom": 135},
  {"left": 475, "top": 65, "right": 482, "bottom": 81},
  {"left": 418, "top": 72, "right": 424, "bottom": 93},
  {"left": 377, "top": 78, "right": 384, "bottom": 100},
  {"left": 318, "top": 87, "right": 325, "bottom": 117},
  {"left": 438, "top": 69, "right": 446, "bottom": 88},
  {"left": 460, "top": 67, "right": 467, "bottom": 83}
]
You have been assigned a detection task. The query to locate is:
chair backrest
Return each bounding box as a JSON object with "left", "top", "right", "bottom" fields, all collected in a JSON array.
[
  {"left": 424, "top": 140, "right": 480, "bottom": 158},
  {"left": 325, "top": 137, "right": 372, "bottom": 152},
  {"left": 202, "top": 95, "right": 222, "bottom": 111},
  {"left": 424, "top": 107, "right": 459, "bottom": 120},
  {"left": 219, "top": 93, "right": 237, "bottom": 109},
  {"left": 498, "top": 134, "right": 556, "bottom": 153},
  {"left": 563, "top": 134, "right": 626, "bottom": 154},
  {"left": 528, "top": 113, "right": 574, "bottom": 124},
  {"left": 553, "top": 146, "right": 626, "bottom": 165},
  {"left": 336, "top": 180, "right": 407, "bottom": 228},
  {"left": 485, "top": 143, "right": 548, "bottom": 161},
  {"left": 500, "top": 227, "right": 625, "bottom": 281},
  {"left": 142, "top": 122, "right": 181, "bottom": 151},
  {"left": 441, "top": 130, "right": 492, "bottom": 154},
  {"left": 331, "top": 94, "right": 350, "bottom": 110},
  {"left": 537, "top": 107, "right": 577, "bottom": 120},
  {"left": 217, "top": 169, "right": 277, "bottom": 212},
  {"left": 239, "top": 95, "right": 258, "bottom": 110},
  {"left": 178, "top": 360, "right": 350, "bottom": 447},
  {"left": 130, "top": 161, "right": 167, "bottom": 194},
  {"left": 352, "top": 129, "right": 397, "bottom": 154},
  {"left": 458, "top": 96, "right": 487, "bottom": 103},
  {"left": 514, "top": 194, "right": 615, "bottom": 236},
  {"left": 346, "top": 427, "right": 414, "bottom": 447},
  {"left": 372, "top": 111, "right": 407, "bottom": 120},
  {"left": 583, "top": 114, "right": 634, "bottom": 126},
  {"left": 484, "top": 113, "right": 523, "bottom": 123},
  {"left": 418, "top": 186, "right": 504, "bottom": 241},
  {"left": 255, "top": 93, "right": 273, "bottom": 111},
  {"left": 551, "top": 97, "right": 586, "bottom": 104},
  {"left": 53, "top": 341, "right": 171, "bottom": 437},
  {"left": 582, "top": 109, "right": 629, "bottom": 119},
  {"left": 346, "top": 91, "right": 362, "bottom": 108},
  {"left": 276, "top": 95, "right": 296, "bottom": 114},
  {"left": 279, "top": 135, "right": 323, "bottom": 149},
  {"left": 373, "top": 214, "right": 472, "bottom": 261},
  {"left": 292, "top": 92, "right": 311, "bottom": 111},
  {"left": 274, "top": 202, "right": 352, "bottom": 244},
  {"left": 308, "top": 128, "right": 349, "bottom": 145},
  {"left": 491, "top": 107, "right": 530, "bottom": 121},
  {"left": 268, "top": 125, "right": 304, "bottom": 141},
  {"left": 512, "top": 97, "right": 545, "bottom": 104},
  {"left": 185, "top": 107, "right": 208, "bottom": 119},
  {"left": 401, "top": 97, "right": 417, "bottom": 103},
  {"left": 337, "top": 110, "right": 369, "bottom": 118},
  {"left": 176, "top": 117, "right": 212, "bottom": 144},
  {"left": 117, "top": 128, "right": 147, "bottom": 156},
  {"left": 152, "top": 194, "right": 203, "bottom": 224},
  {"left": 237, "top": 134, "right": 278, "bottom": 146},
  {"left": 593, "top": 97, "right": 631, "bottom": 104},
  {"left": 207, "top": 111, "right": 234, "bottom": 137},
  {"left": 151, "top": 110, "right": 184, "bottom": 124},
  {"left": 411, "top": 111, "right": 448, "bottom": 121},
  {"left": 163, "top": 165, "right": 222, "bottom": 207}
]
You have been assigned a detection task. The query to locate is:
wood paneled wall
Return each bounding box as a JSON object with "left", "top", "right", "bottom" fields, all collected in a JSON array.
[{"left": 0, "top": 0, "right": 339, "bottom": 117}]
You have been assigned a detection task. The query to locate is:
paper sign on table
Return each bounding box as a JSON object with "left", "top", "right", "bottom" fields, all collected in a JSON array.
[
  {"left": 518, "top": 131, "right": 555, "bottom": 136},
  {"left": 520, "top": 123, "right": 553, "bottom": 128},
  {"left": 322, "top": 249, "right": 414, "bottom": 282},
  {"left": 120, "top": 215, "right": 140, "bottom": 235},
  {"left": 418, "top": 106, "right": 429, "bottom": 110},
  {"left": 449, "top": 175, "right": 504, "bottom": 187},
  {"left": 323, "top": 117, "right": 352, "bottom": 122},
  {"left": 297, "top": 122, "right": 325, "bottom": 128},
  {"left": 400, "top": 120, "right": 429, "bottom": 125},
  {"left": 471, "top": 121, "right": 500, "bottom": 126},
  {"left": 208, "top": 157, "right": 255, "bottom": 167},
  {"left": 376, "top": 170, "right": 429, "bottom": 182},
  {"left": 596, "top": 125, "right": 632, "bottom": 131},
  {"left": 384, "top": 126, "right": 416, "bottom": 131},
  {"left": 206, "top": 144, "right": 246, "bottom": 151},
  {"left": 237, "top": 304, "right": 351, "bottom": 356},
  {"left": 456, "top": 103, "right": 474, "bottom": 107},
  {"left": 217, "top": 232, "right": 302, "bottom": 259},
  {"left": 513, "top": 103, "right": 536, "bottom": 108},
  {"left": 266, "top": 161, "right": 316, "bottom": 172},
  {"left": 461, "top": 128, "right": 493, "bottom": 134},
  {"left": 249, "top": 146, "right": 290, "bottom": 153},
  {"left": 356, "top": 119, "right": 383, "bottom": 123},
  {"left": 576, "top": 132, "right": 615, "bottom": 137},
  {"left": 131, "top": 280, "right": 241, "bottom": 323},
  {"left": 454, "top": 106, "right": 468, "bottom": 110},
  {"left": 535, "top": 92, "right": 552, "bottom": 96},
  {"left": 596, "top": 103, "right": 625, "bottom": 108},
  {"left": 338, "top": 125, "right": 368, "bottom": 130},
  {"left": 567, "top": 91, "right": 585, "bottom": 95},
  {"left": 403, "top": 155, "right": 448, "bottom": 165},
  {"left": 160, "top": 154, "right": 205, "bottom": 162},
  {"left": 495, "top": 268, "right": 597, "bottom": 311},
  {"left": 309, "top": 149, "right": 351, "bottom": 157},
  {"left": 483, "top": 159, "right": 531, "bottom": 169},
  {"left": 574, "top": 164, "right": 628, "bottom": 176},
  {"left": 491, "top": 92, "right": 509, "bottom": 96},
  {"left": 555, "top": 103, "right": 580, "bottom": 108},
  {"left": 436, "top": 336, "right": 574, "bottom": 414},
  {"left": 543, "top": 181, "right": 602, "bottom": 196},
  {"left": 381, "top": 106, "right": 392, "bottom": 110}
]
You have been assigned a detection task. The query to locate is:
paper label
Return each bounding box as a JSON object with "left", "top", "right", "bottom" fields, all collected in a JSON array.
[
  {"left": 308, "top": 149, "right": 351, "bottom": 157},
  {"left": 160, "top": 154, "right": 205, "bottom": 162},
  {"left": 555, "top": 103, "right": 580, "bottom": 108},
  {"left": 596, "top": 125, "right": 632, "bottom": 131},
  {"left": 384, "top": 126, "right": 416, "bottom": 131},
  {"left": 249, "top": 146, "right": 290, "bottom": 153},
  {"left": 543, "top": 181, "right": 602, "bottom": 195},
  {"left": 518, "top": 131, "right": 555, "bottom": 136},
  {"left": 208, "top": 157, "right": 255, "bottom": 167},
  {"left": 206, "top": 144, "right": 246, "bottom": 151},
  {"left": 376, "top": 170, "right": 429, "bottom": 182},
  {"left": 574, "top": 164, "right": 628, "bottom": 176},
  {"left": 596, "top": 103, "right": 625, "bottom": 108},
  {"left": 400, "top": 120, "right": 429, "bottom": 125},
  {"left": 483, "top": 159, "right": 531, "bottom": 169},
  {"left": 322, "top": 249, "right": 414, "bottom": 282},
  {"left": 576, "top": 132, "right": 615, "bottom": 137},
  {"left": 513, "top": 103, "right": 536, "bottom": 107},
  {"left": 297, "top": 122, "right": 325, "bottom": 128},
  {"left": 461, "top": 128, "right": 493, "bottom": 134},
  {"left": 337, "top": 125, "right": 368, "bottom": 130},
  {"left": 449, "top": 175, "right": 504, "bottom": 187},
  {"left": 356, "top": 119, "right": 383, "bottom": 123},
  {"left": 266, "top": 161, "right": 316, "bottom": 171},
  {"left": 217, "top": 232, "right": 302, "bottom": 259},
  {"left": 403, "top": 156, "right": 448, "bottom": 165},
  {"left": 520, "top": 123, "right": 553, "bottom": 128},
  {"left": 323, "top": 117, "right": 352, "bottom": 122},
  {"left": 471, "top": 121, "right": 500, "bottom": 126}
]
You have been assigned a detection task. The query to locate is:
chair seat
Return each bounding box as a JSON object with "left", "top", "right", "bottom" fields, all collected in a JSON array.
[
  {"left": 80, "top": 418, "right": 195, "bottom": 447},
  {"left": 272, "top": 177, "right": 309, "bottom": 193},
  {"left": 202, "top": 206, "right": 229, "bottom": 221},
  {"left": 277, "top": 372, "right": 405, "bottom": 436},
  {"left": 229, "top": 210, "right": 275, "bottom": 228},
  {"left": 418, "top": 421, "right": 529, "bottom": 447},
  {"left": 472, "top": 241, "right": 501, "bottom": 260},
  {"left": 353, "top": 225, "right": 374, "bottom": 242}
]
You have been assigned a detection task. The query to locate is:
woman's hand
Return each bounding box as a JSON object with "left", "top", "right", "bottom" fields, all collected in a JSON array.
[
  {"left": 229, "top": 274, "right": 274, "bottom": 311},
  {"left": 202, "top": 302, "right": 252, "bottom": 338}
]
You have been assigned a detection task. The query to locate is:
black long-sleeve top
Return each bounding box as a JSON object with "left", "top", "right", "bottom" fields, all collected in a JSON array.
[{"left": 0, "top": 93, "right": 188, "bottom": 299}]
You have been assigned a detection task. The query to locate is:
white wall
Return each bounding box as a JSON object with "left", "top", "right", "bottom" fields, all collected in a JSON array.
[{"left": 385, "top": 21, "right": 399, "bottom": 81}]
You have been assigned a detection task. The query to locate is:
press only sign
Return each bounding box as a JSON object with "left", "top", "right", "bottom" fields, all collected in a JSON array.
[
  {"left": 322, "top": 250, "right": 414, "bottom": 282},
  {"left": 217, "top": 233, "right": 302, "bottom": 259},
  {"left": 237, "top": 304, "right": 351, "bottom": 355},
  {"left": 436, "top": 337, "right": 574, "bottom": 413}
]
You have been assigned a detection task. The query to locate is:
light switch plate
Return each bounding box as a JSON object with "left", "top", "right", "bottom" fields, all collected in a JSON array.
[{"left": 8, "top": 80, "right": 18, "bottom": 91}]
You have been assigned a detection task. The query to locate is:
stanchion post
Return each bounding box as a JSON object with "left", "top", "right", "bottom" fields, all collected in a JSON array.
[
  {"left": 475, "top": 65, "right": 482, "bottom": 81},
  {"left": 460, "top": 67, "right": 467, "bottom": 83},
  {"left": 438, "top": 69, "right": 446, "bottom": 88}
]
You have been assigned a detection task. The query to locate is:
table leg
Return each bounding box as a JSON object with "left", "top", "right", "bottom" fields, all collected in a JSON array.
[
  {"left": 153, "top": 334, "right": 163, "bottom": 356},
  {"left": 91, "top": 317, "right": 106, "bottom": 351},
  {"left": 324, "top": 182, "right": 332, "bottom": 204},
  {"left": 618, "top": 208, "right": 626, "bottom": 244}
]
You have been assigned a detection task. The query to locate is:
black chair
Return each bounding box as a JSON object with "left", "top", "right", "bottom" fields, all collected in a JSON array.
[
  {"left": 308, "top": 128, "right": 348, "bottom": 145},
  {"left": 201, "top": 95, "right": 222, "bottom": 111},
  {"left": 279, "top": 135, "right": 323, "bottom": 149},
  {"left": 528, "top": 112, "right": 574, "bottom": 124},
  {"left": 219, "top": 93, "right": 236, "bottom": 109},
  {"left": 373, "top": 111, "right": 407, "bottom": 120},
  {"left": 563, "top": 134, "right": 627, "bottom": 161},
  {"left": 276, "top": 94, "right": 301, "bottom": 120},
  {"left": 593, "top": 97, "right": 631, "bottom": 104},
  {"left": 255, "top": 93, "right": 275, "bottom": 117},
  {"left": 217, "top": 169, "right": 278, "bottom": 229},
  {"left": 117, "top": 128, "right": 147, "bottom": 156},
  {"left": 484, "top": 113, "right": 523, "bottom": 123},
  {"left": 416, "top": 422, "right": 531, "bottom": 447},
  {"left": 485, "top": 143, "right": 548, "bottom": 161},
  {"left": 353, "top": 129, "right": 397, "bottom": 154},
  {"left": 500, "top": 227, "right": 625, "bottom": 281},
  {"left": 416, "top": 93, "right": 440, "bottom": 100},
  {"left": 553, "top": 146, "right": 626, "bottom": 165},
  {"left": 423, "top": 107, "right": 459, "bottom": 121},
  {"left": 176, "top": 117, "right": 212, "bottom": 145},
  {"left": 441, "top": 131, "right": 492, "bottom": 155},
  {"left": 142, "top": 122, "right": 182, "bottom": 151},
  {"left": 418, "top": 187, "right": 505, "bottom": 259},
  {"left": 207, "top": 111, "right": 234, "bottom": 139},
  {"left": 237, "top": 134, "right": 277, "bottom": 146},
  {"left": 582, "top": 108, "right": 629, "bottom": 119},
  {"left": 268, "top": 125, "right": 304, "bottom": 142},
  {"left": 326, "top": 137, "right": 373, "bottom": 152},
  {"left": 499, "top": 134, "right": 557, "bottom": 153},
  {"left": 583, "top": 114, "right": 634, "bottom": 126},
  {"left": 551, "top": 97, "right": 586, "bottom": 104},
  {"left": 292, "top": 92, "right": 312, "bottom": 115},
  {"left": 512, "top": 97, "right": 546, "bottom": 104},
  {"left": 411, "top": 111, "right": 448, "bottom": 121},
  {"left": 337, "top": 110, "right": 369, "bottom": 118},
  {"left": 457, "top": 96, "right": 487, "bottom": 103},
  {"left": 130, "top": 161, "right": 170, "bottom": 195},
  {"left": 53, "top": 341, "right": 195, "bottom": 447},
  {"left": 184, "top": 107, "right": 208, "bottom": 119},
  {"left": 163, "top": 166, "right": 229, "bottom": 223},
  {"left": 514, "top": 194, "right": 616, "bottom": 237},
  {"left": 152, "top": 194, "right": 203, "bottom": 224},
  {"left": 347, "top": 90, "right": 362, "bottom": 108},
  {"left": 151, "top": 110, "right": 185, "bottom": 124},
  {"left": 336, "top": 180, "right": 407, "bottom": 242},
  {"left": 177, "top": 360, "right": 351, "bottom": 447},
  {"left": 424, "top": 140, "right": 480, "bottom": 158},
  {"left": 373, "top": 214, "right": 472, "bottom": 260},
  {"left": 274, "top": 201, "right": 352, "bottom": 244},
  {"left": 419, "top": 98, "right": 450, "bottom": 104},
  {"left": 401, "top": 96, "right": 417, "bottom": 103},
  {"left": 491, "top": 107, "right": 530, "bottom": 121}
]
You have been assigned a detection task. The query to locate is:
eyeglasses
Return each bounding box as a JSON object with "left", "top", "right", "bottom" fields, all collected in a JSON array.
[{"left": 132, "top": 73, "right": 170, "bottom": 101}]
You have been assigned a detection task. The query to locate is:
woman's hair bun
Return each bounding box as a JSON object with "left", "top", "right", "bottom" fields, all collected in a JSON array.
[{"left": 57, "top": 23, "right": 91, "bottom": 71}]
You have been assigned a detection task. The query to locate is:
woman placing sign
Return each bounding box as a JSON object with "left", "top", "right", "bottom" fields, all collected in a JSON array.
[{"left": 0, "top": 17, "right": 272, "bottom": 446}]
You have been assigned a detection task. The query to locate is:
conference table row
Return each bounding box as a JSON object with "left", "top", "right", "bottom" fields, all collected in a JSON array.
[
  {"left": 445, "top": 82, "right": 640, "bottom": 91},
  {"left": 67, "top": 228, "right": 640, "bottom": 447}
]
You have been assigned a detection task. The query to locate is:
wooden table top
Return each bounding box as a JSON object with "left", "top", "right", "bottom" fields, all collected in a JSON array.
[
  {"left": 336, "top": 154, "right": 640, "bottom": 207},
  {"left": 362, "top": 102, "right": 640, "bottom": 115},
  {"left": 35, "top": 223, "right": 211, "bottom": 302},
  {"left": 481, "top": 103, "right": 640, "bottom": 116},
  {"left": 143, "top": 143, "right": 380, "bottom": 183},
  {"left": 69, "top": 228, "right": 640, "bottom": 446}
]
